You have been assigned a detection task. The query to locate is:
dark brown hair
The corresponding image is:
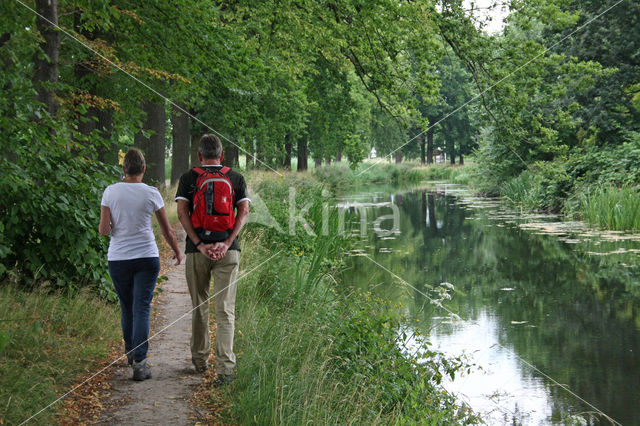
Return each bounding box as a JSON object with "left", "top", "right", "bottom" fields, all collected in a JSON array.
[{"left": 198, "top": 134, "right": 223, "bottom": 160}]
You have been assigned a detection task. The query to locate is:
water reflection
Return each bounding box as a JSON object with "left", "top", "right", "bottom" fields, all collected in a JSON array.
[{"left": 340, "top": 185, "right": 640, "bottom": 425}]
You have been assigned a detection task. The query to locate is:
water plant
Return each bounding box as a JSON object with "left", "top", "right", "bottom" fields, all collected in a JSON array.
[{"left": 577, "top": 186, "right": 640, "bottom": 231}]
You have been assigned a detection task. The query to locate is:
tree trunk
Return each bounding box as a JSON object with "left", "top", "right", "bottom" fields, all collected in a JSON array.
[
  {"left": 426, "top": 129, "right": 434, "bottom": 164},
  {"left": 73, "top": 11, "right": 116, "bottom": 162},
  {"left": 223, "top": 144, "right": 239, "bottom": 168},
  {"left": 395, "top": 151, "right": 402, "bottom": 164},
  {"left": 325, "top": 157, "right": 332, "bottom": 165},
  {"left": 420, "top": 133, "right": 426, "bottom": 165},
  {"left": 254, "top": 144, "right": 262, "bottom": 169},
  {"left": 283, "top": 134, "right": 292, "bottom": 170},
  {"left": 335, "top": 150, "right": 342, "bottom": 162},
  {"left": 96, "top": 109, "right": 116, "bottom": 164},
  {"left": 33, "top": 0, "right": 60, "bottom": 118},
  {"left": 297, "top": 138, "right": 308, "bottom": 171},
  {"left": 459, "top": 138, "right": 464, "bottom": 165},
  {"left": 191, "top": 133, "right": 199, "bottom": 167},
  {"left": 170, "top": 104, "right": 190, "bottom": 184},
  {"left": 134, "top": 100, "right": 166, "bottom": 186},
  {"left": 2, "top": 33, "right": 16, "bottom": 162},
  {"left": 447, "top": 137, "right": 455, "bottom": 165},
  {"left": 314, "top": 157, "right": 322, "bottom": 168},
  {"left": 73, "top": 8, "right": 95, "bottom": 154}
]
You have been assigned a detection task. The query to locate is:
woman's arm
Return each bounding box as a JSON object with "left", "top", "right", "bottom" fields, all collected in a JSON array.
[
  {"left": 99, "top": 206, "right": 112, "bottom": 236},
  {"left": 155, "top": 207, "right": 183, "bottom": 265}
]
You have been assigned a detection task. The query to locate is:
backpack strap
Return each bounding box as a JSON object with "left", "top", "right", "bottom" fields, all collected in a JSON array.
[{"left": 193, "top": 166, "right": 230, "bottom": 176}]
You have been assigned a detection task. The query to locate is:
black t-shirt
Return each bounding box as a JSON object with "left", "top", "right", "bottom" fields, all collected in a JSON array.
[{"left": 175, "top": 165, "right": 250, "bottom": 253}]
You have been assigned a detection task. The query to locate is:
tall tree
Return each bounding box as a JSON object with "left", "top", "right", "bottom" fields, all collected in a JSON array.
[
  {"left": 171, "top": 104, "right": 190, "bottom": 184},
  {"left": 33, "top": 0, "right": 60, "bottom": 118},
  {"left": 134, "top": 100, "right": 166, "bottom": 186}
]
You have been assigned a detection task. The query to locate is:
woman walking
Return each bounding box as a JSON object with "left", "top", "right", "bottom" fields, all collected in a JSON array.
[{"left": 99, "top": 148, "right": 182, "bottom": 381}]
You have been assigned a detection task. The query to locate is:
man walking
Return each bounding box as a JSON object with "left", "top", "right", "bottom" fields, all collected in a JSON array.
[{"left": 175, "top": 134, "right": 250, "bottom": 385}]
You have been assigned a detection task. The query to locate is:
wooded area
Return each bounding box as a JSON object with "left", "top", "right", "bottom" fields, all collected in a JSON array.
[{"left": 1, "top": 0, "right": 638, "bottom": 289}]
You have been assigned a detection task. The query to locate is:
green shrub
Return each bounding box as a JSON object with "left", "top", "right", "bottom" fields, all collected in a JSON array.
[
  {"left": 0, "top": 141, "right": 117, "bottom": 297},
  {"left": 568, "top": 133, "right": 640, "bottom": 188},
  {"left": 499, "top": 160, "right": 572, "bottom": 213}
]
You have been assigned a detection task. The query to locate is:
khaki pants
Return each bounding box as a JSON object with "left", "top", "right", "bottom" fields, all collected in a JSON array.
[{"left": 186, "top": 250, "right": 239, "bottom": 375}]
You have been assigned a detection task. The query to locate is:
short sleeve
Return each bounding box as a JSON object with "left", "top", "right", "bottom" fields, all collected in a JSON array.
[
  {"left": 234, "top": 174, "right": 251, "bottom": 205},
  {"left": 101, "top": 185, "right": 111, "bottom": 208},
  {"left": 150, "top": 187, "right": 165, "bottom": 212},
  {"left": 175, "top": 171, "right": 194, "bottom": 204}
]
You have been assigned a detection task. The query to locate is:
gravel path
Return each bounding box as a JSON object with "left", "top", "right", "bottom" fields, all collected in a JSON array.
[{"left": 97, "top": 229, "right": 207, "bottom": 425}]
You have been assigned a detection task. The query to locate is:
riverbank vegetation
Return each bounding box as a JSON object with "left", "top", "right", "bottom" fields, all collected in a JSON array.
[{"left": 209, "top": 172, "right": 476, "bottom": 424}]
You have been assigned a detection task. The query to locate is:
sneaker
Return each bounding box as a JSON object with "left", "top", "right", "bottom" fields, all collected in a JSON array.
[
  {"left": 213, "top": 373, "right": 235, "bottom": 387},
  {"left": 192, "top": 359, "right": 208, "bottom": 373},
  {"left": 132, "top": 359, "right": 152, "bottom": 381}
]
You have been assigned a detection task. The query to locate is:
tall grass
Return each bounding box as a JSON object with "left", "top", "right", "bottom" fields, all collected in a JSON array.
[
  {"left": 209, "top": 172, "right": 477, "bottom": 424},
  {"left": 0, "top": 285, "right": 120, "bottom": 425},
  {"left": 578, "top": 186, "right": 640, "bottom": 230}
]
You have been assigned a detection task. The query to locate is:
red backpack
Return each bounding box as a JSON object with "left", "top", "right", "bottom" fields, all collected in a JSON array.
[{"left": 191, "top": 167, "right": 235, "bottom": 237}]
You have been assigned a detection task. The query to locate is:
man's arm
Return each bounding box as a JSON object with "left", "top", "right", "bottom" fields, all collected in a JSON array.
[
  {"left": 177, "top": 199, "right": 216, "bottom": 260},
  {"left": 211, "top": 200, "right": 250, "bottom": 258}
]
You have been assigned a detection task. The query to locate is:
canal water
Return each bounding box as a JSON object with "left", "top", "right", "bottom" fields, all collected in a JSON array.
[{"left": 339, "top": 184, "right": 640, "bottom": 425}]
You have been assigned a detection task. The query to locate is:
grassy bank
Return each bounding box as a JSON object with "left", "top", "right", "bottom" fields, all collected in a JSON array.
[
  {"left": 491, "top": 171, "right": 640, "bottom": 231},
  {"left": 474, "top": 137, "right": 640, "bottom": 231},
  {"left": 0, "top": 285, "right": 120, "bottom": 425},
  {"left": 205, "top": 171, "right": 476, "bottom": 424}
]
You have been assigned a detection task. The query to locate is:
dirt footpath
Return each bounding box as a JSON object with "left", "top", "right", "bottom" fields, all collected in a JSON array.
[{"left": 97, "top": 229, "right": 208, "bottom": 425}]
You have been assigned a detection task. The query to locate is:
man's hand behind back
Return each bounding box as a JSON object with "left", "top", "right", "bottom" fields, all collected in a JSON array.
[
  {"left": 197, "top": 243, "right": 218, "bottom": 261},
  {"left": 209, "top": 241, "right": 230, "bottom": 260}
]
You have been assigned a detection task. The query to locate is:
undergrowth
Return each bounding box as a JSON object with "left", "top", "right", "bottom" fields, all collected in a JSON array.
[{"left": 0, "top": 285, "right": 120, "bottom": 425}]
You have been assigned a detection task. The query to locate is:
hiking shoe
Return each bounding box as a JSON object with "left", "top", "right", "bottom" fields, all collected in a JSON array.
[
  {"left": 213, "top": 373, "right": 235, "bottom": 387},
  {"left": 126, "top": 353, "right": 133, "bottom": 366},
  {"left": 192, "top": 359, "right": 208, "bottom": 373},
  {"left": 132, "top": 359, "right": 152, "bottom": 381}
]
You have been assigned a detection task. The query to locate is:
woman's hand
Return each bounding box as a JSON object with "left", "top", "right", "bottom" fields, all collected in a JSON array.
[{"left": 173, "top": 249, "right": 183, "bottom": 265}]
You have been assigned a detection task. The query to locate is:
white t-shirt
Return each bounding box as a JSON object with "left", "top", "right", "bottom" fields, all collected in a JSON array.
[{"left": 101, "top": 182, "right": 165, "bottom": 261}]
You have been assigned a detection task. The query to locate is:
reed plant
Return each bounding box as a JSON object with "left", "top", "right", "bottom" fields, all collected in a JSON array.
[{"left": 577, "top": 186, "right": 640, "bottom": 230}]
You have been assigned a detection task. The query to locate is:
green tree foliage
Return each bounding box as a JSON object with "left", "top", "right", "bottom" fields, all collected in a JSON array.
[
  {"left": 5, "top": 0, "right": 637, "bottom": 287},
  {"left": 455, "top": 0, "right": 639, "bottom": 217},
  {"left": 0, "top": 0, "right": 458, "bottom": 288}
]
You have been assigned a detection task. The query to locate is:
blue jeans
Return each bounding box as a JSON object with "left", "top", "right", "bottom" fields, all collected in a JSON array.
[{"left": 108, "top": 257, "right": 160, "bottom": 362}]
